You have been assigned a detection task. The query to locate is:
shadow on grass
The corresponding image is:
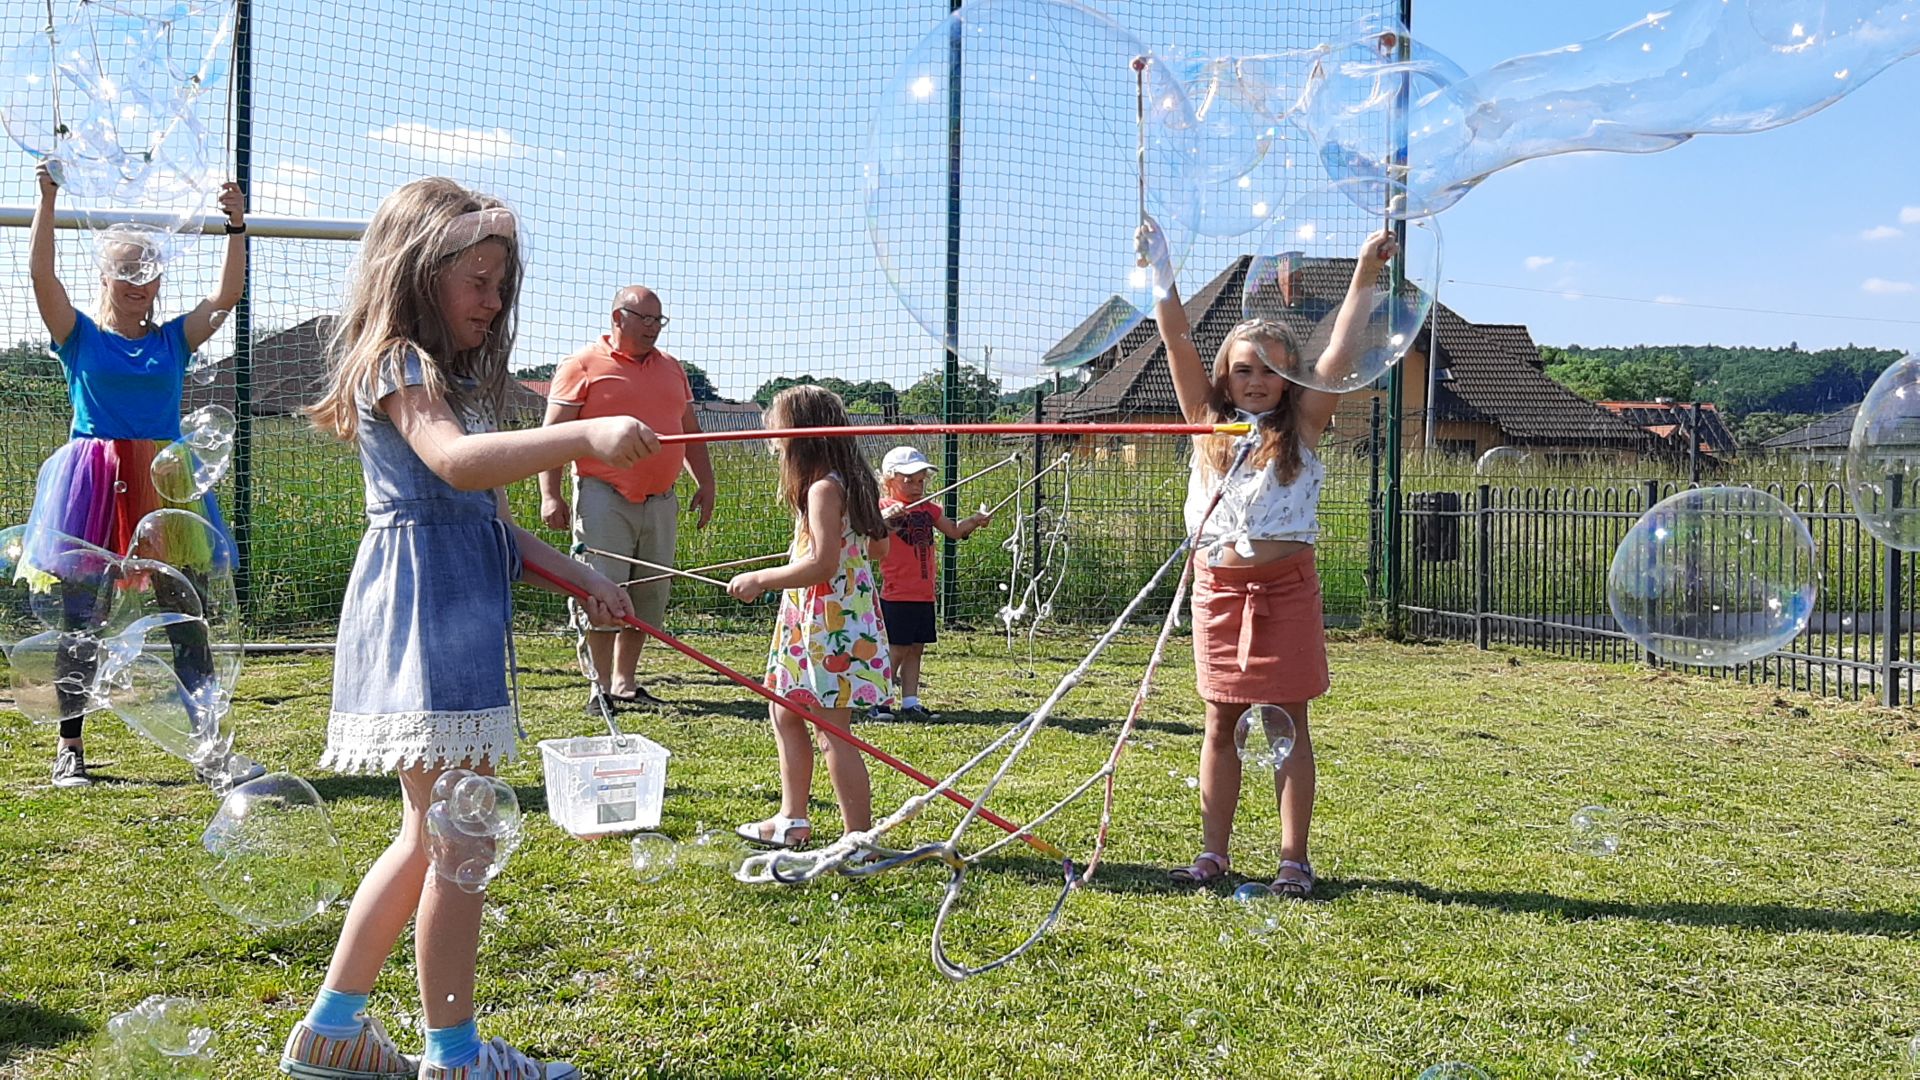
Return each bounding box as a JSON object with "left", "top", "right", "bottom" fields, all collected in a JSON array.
[
  {"left": 1327, "top": 876, "right": 1920, "bottom": 937},
  {"left": 0, "top": 996, "right": 88, "bottom": 1065},
  {"left": 306, "top": 775, "right": 548, "bottom": 814}
]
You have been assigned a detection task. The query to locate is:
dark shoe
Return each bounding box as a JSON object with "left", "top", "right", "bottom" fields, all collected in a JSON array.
[
  {"left": 51, "top": 746, "right": 92, "bottom": 788},
  {"left": 897, "top": 704, "right": 940, "bottom": 722},
  {"left": 584, "top": 689, "right": 616, "bottom": 719},
  {"left": 868, "top": 704, "right": 898, "bottom": 721},
  {"left": 611, "top": 686, "right": 667, "bottom": 710}
]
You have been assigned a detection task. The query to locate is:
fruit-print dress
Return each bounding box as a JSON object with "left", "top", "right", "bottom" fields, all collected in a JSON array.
[{"left": 765, "top": 475, "right": 893, "bottom": 710}]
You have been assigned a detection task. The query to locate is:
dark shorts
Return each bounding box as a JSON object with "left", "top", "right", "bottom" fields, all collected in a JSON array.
[{"left": 880, "top": 599, "right": 937, "bottom": 646}]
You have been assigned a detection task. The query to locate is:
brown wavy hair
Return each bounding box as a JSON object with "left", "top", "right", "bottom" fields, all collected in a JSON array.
[
  {"left": 306, "top": 178, "right": 521, "bottom": 442},
  {"left": 766, "top": 385, "right": 888, "bottom": 540},
  {"left": 1197, "top": 319, "right": 1309, "bottom": 483}
]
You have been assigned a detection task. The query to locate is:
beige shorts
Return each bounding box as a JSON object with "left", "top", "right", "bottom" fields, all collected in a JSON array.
[{"left": 571, "top": 476, "right": 678, "bottom": 631}]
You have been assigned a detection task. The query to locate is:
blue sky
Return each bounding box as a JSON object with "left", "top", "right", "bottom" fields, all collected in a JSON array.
[{"left": 0, "top": 0, "right": 1914, "bottom": 403}]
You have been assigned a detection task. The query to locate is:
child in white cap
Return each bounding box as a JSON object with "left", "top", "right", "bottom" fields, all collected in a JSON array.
[{"left": 873, "top": 446, "right": 991, "bottom": 721}]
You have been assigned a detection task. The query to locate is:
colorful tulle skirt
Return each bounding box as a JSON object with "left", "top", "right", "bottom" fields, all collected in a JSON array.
[{"left": 25, "top": 437, "right": 233, "bottom": 570}]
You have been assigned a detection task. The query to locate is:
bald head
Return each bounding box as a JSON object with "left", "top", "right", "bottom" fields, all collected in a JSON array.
[{"left": 610, "top": 285, "right": 666, "bottom": 355}]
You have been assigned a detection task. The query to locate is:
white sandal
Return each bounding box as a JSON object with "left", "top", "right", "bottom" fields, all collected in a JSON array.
[{"left": 736, "top": 815, "right": 811, "bottom": 850}]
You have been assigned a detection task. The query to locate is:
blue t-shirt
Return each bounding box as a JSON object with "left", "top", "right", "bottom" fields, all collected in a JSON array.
[{"left": 58, "top": 310, "right": 191, "bottom": 440}]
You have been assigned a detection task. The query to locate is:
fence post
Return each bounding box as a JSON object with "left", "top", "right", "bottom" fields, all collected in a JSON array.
[
  {"left": 230, "top": 0, "right": 255, "bottom": 618},
  {"left": 1643, "top": 478, "right": 1660, "bottom": 669},
  {"left": 1688, "top": 400, "right": 1701, "bottom": 488},
  {"left": 1367, "top": 396, "right": 1382, "bottom": 604},
  {"left": 938, "top": 3, "right": 962, "bottom": 628},
  {"left": 1883, "top": 476, "right": 1903, "bottom": 707},
  {"left": 1475, "top": 482, "right": 1491, "bottom": 650},
  {"left": 1030, "top": 385, "right": 1044, "bottom": 590}
]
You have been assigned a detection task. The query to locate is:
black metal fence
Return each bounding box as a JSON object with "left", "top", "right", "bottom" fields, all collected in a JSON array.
[{"left": 1398, "top": 478, "right": 1918, "bottom": 707}]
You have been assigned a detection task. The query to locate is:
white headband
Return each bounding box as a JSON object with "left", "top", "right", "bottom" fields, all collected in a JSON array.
[{"left": 437, "top": 207, "right": 516, "bottom": 258}]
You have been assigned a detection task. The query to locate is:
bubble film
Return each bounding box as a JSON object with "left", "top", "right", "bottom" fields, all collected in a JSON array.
[
  {"left": 865, "top": 0, "right": 1204, "bottom": 377},
  {"left": 1232, "top": 703, "right": 1296, "bottom": 774},
  {"left": 1569, "top": 804, "right": 1623, "bottom": 857},
  {"left": 92, "top": 995, "right": 215, "bottom": 1078},
  {"left": 629, "top": 832, "right": 680, "bottom": 884},
  {"left": 1317, "top": 2, "right": 1920, "bottom": 218},
  {"left": 1, "top": 3, "right": 232, "bottom": 235},
  {"left": 1240, "top": 177, "right": 1439, "bottom": 393},
  {"left": 426, "top": 770, "right": 524, "bottom": 893},
  {"left": 1847, "top": 354, "right": 1920, "bottom": 551},
  {"left": 197, "top": 773, "right": 350, "bottom": 929},
  {"left": 1606, "top": 486, "right": 1817, "bottom": 666},
  {"left": 1474, "top": 446, "right": 1532, "bottom": 476}
]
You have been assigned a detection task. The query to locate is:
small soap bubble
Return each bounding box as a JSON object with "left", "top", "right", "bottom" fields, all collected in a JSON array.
[
  {"left": 1569, "top": 804, "right": 1622, "bottom": 857},
  {"left": 629, "top": 831, "right": 680, "bottom": 884},
  {"left": 425, "top": 769, "right": 522, "bottom": 892},
  {"left": 93, "top": 995, "right": 215, "bottom": 1077},
  {"left": 1229, "top": 881, "right": 1281, "bottom": 937},
  {"left": 1418, "top": 1065, "right": 1491, "bottom": 1080},
  {"left": 1232, "top": 703, "right": 1296, "bottom": 774},
  {"left": 1566, "top": 1026, "right": 1597, "bottom": 1069}
]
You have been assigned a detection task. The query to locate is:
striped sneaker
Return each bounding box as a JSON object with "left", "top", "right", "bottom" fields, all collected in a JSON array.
[
  {"left": 280, "top": 1015, "right": 417, "bottom": 1079},
  {"left": 419, "top": 1037, "right": 578, "bottom": 1080}
]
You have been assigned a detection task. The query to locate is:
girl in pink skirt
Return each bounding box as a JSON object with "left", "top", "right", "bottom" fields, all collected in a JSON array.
[{"left": 1138, "top": 215, "right": 1396, "bottom": 897}]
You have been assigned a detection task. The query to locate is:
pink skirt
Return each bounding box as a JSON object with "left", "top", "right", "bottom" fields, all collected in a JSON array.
[{"left": 1191, "top": 548, "right": 1329, "bottom": 705}]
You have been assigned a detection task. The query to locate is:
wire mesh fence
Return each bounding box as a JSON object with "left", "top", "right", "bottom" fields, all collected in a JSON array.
[
  {"left": 0, "top": 0, "right": 1404, "bottom": 640},
  {"left": 1397, "top": 464, "right": 1920, "bottom": 708}
]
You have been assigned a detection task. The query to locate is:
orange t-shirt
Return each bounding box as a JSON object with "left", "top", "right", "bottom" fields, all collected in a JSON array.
[
  {"left": 879, "top": 496, "right": 947, "bottom": 603},
  {"left": 548, "top": 337, "right": 692, "bottom": 503}
]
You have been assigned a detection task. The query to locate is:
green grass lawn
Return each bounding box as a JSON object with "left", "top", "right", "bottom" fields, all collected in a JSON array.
[{"left": 4, "top": 632, "right": 1920, "bottom": 1078}]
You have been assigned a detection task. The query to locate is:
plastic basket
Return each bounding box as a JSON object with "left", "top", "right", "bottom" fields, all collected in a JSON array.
[{"left": 537, "top": 733, "right": 671, "bottom": 837}]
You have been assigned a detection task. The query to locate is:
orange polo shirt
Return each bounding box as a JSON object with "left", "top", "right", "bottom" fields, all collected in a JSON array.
[{"left": 548, "top": 337, "right": 692, "bottom": 503}]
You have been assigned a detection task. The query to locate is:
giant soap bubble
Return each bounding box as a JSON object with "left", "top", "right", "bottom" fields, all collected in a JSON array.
[
  {"left": 865, "top": 0, "right": 1203, "bottom": 378},
  {"left": 197, "top": 772, "right": 350, "bottom": 929},
  {"left": 1, "top": 2, "right": 232, "bottom": 235},
  {"left": 1846, "top": 353, "right": 1920, "bottom": 551},
  {"left": 1607, "top": 486, "right": 1817, "bottom": 666},
  {"left": 1240, "top": 177, "right": 1439, "bottom": 393},
  {"left": 1154, "top": 51, "right": 1321, "bottom": 240},
  {"left": 1349, "top": 1, "right": 1920, "bottom": 218}
]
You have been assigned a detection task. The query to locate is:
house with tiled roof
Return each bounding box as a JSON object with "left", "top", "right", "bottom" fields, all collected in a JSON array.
[
  {"left": 1053, "top": 256, "right": 1649, "bottom": 459},
  {"left": 1596, "top": 400, "right": 1739, "bottom": 460},
  {"left": 184, "top": 316, "right": 546, "bottom": 425},
  {"left": 1760, "top": 404, "right": 1858, "bottom": 462}
]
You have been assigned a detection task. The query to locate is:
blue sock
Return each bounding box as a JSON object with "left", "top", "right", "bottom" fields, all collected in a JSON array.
[
  {"left": 303, "top": 988, "right": 368, "bottom": 1037},
  {"left": 423, "top": 1020, "right": 481, "bottom": 1069}
]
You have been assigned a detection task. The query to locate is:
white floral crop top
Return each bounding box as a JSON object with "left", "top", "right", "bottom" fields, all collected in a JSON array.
[{"left": 1182, "top": 412, "right": 1324, "bottom": 557}]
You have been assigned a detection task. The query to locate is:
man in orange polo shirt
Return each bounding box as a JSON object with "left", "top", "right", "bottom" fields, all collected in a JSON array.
[{"left": 539, "top": 285, "right": 716, "bottom": 712}]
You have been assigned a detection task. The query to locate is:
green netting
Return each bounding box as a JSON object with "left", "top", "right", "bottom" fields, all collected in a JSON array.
[{"left": 0, "top": 0, "right": 1401, "bottom": 640}]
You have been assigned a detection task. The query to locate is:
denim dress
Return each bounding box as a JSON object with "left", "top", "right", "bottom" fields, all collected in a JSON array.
[{"left": 319, "top": 350, "right": 523, "bottom": 774}]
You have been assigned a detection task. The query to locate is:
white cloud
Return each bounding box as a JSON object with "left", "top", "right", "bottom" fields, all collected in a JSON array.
[
  {"left": 1862, "top": 277, "right": 1917, "bottom": 295},
  {"left": 1900, "top": 206, "right": 1920, "bottom": 225},
  {"left": 1523, "top": 255, "right": 1555, "bottom": 271},
  {"left": 1652, "top": 294, "right": 1685, "bottom": 304},
  {"left": 1861, "top": 224, "right": 1903, "bottom": 241},
  {"left": 254, "top": 161, "right": 320, "bottom": 216},
  {"left": 369, "top": 122, "right": 522, "bottom": 163}
]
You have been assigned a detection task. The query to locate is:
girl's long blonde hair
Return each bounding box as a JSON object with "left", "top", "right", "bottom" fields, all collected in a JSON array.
[
  {"left": 766, "top": 385, "right": 888, "bottom": 540},
  {"left": 1197, "top": 319, "right": 1310, "bottom": 484},
  {"left": 306, "top": 178, "right": 520, "bottom": 441}
]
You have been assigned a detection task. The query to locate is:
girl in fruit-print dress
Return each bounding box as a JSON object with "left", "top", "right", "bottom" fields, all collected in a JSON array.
[{"left": 727, "top": 384, "right": 892, "bottom": 850}]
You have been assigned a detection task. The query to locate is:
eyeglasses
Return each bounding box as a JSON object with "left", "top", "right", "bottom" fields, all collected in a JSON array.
[{"left": 618, "top": 309, "right": 669, "bottom": 327}]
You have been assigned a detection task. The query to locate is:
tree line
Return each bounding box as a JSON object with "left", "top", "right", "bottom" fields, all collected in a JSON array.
[{"left": 1540, "top": 342, "right": 1903, "bottom": 446}]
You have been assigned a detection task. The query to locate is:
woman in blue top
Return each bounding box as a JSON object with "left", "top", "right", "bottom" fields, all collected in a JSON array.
[{"left": 26, "top": 161, "right": 247, "bottom": 787}]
